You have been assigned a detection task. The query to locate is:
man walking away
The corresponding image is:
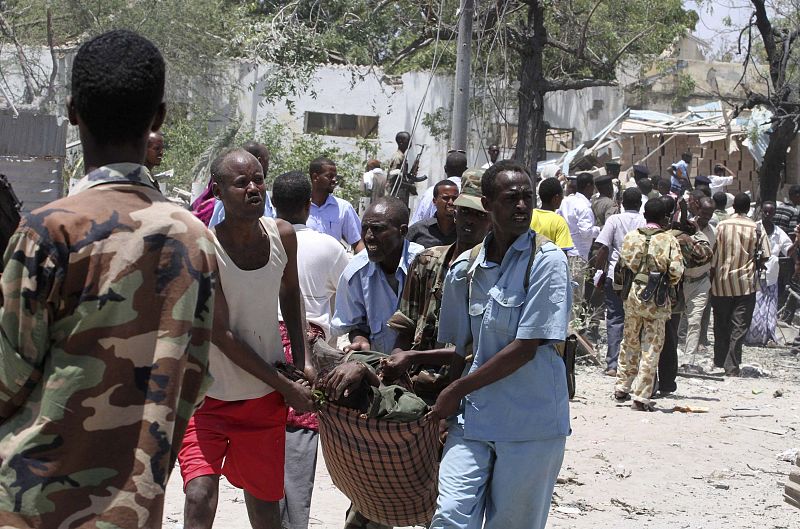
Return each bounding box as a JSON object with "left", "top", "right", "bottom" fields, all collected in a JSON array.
[
  {"left": 659, "top": 197, "right": 712, "bottom": 395},
  {"left": 0, "top": 30, "right": 217, "bottom": 528},
  {"left": 710, "top": 193, "right": 772, "bottom": 376},
  {"left": 559, "top": 172, "right": 600, "bottom": 313},
  {"left": 272, "top": 171, "right": 350, "bottom": 529},
  {"left": 592, "top": 174, "right": 618, "bottom": 228},
  {"left": 682, "top": 197, "right": 716, "bottom": 362},
  {"left": 614, "top": 199, "right": 683, "bottom": 411},
  {"left": 531, "top": 177, "right": 575, "bottom": 252},
  {"left": 594, "top": 188, "right": 646, "bottom": 375},
  {"left": 430, "top": 160, "right": 572, "bottom": 529},
  {"left": 710, "top": 191, "right": 730, "bottom": 227}
]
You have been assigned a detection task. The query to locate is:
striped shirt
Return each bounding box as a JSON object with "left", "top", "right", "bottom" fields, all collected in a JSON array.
[{"left": 710, "top": 214, "right": 772, "bottom": 297}]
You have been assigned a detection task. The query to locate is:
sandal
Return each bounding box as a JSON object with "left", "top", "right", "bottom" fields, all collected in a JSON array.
[{"left": 631, "top": 400, "right": 655, "bottom": 412}]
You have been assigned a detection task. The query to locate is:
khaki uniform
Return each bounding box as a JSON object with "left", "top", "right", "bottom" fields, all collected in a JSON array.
[{"left": 615, "top": 227, "right": 684, "bottom": 404}]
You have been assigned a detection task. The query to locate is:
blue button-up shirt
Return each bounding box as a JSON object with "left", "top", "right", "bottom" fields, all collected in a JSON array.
[
  {"left": 438, "top": 230, "right": 572, "bottom": 442},
  {"left": 308, "top": 194, "right": 362, "bottom": 245},
  {"left": 332, "top": 241, "right": 424, "bottom": 353},
  {"left": 208, "top": 196, "right": 274, "bottom": 228}
]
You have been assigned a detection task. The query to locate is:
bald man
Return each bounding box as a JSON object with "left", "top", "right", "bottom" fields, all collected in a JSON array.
[
  {"left": 410, "top": 151, "right": 468, "bottom": 225},
  {"left": 179, "top": 148, "right": 313, "bottom": 529},
  {"left": 209, "top": 141, "right": 276, "bottom": 227},
  {"left": 332, "top": 197, "right": 424, "bottom": 355}
]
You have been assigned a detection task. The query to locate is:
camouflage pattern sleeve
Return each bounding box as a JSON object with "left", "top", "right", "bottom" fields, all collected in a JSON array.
[
  {"left": 0, "top": 229, "right": 59, "bottom": 420},
  {"left": 666, "top": 235, "right": 685, "bottom": 286},
  {"left": 387, "top": 252, "right": 428, "bottom": 336}
]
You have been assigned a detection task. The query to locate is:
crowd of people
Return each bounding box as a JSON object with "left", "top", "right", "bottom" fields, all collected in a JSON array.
[{"left": 0, "top": 29, "right": 796, "bottom": 529}]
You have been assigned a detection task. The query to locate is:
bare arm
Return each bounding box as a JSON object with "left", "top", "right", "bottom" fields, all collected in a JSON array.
[
  {"left": 352, "top": 240, "right": 365, "bottom": 254},
  {"left": 276, "top": 219, "right": 309, "bottom": 376},
  {"left": 213, "top": 287, "right": 313, "bottom": 411},
  {"left": 594, "top": 244, "right": 609, "bottom": 278}
]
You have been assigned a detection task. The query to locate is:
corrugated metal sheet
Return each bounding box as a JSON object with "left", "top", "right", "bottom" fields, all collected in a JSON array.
[
  {"left": 0, "top": 157, "right": 63, "bottom": 212},
  {"left": 0, "top": 111, "right": 67, "bottom": 157}
]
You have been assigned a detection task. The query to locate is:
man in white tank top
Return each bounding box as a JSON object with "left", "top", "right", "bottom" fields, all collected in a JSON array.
[
  {"left": 272, "top": 170, "right": 350, "bottom": 529},
  {"left": 178, "top": 148, "right": 313, "bottom": 529}
]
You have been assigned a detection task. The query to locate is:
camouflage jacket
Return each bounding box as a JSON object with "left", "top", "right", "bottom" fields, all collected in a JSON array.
[
  {"left": 0, "top": 164, "right": 217, "bottom": 528},
  {"left": 618, "top": 227, "right": 684, "bottom": 319},
  {"left": 387, "top": 244, "right": 456, "bottom": 351}
]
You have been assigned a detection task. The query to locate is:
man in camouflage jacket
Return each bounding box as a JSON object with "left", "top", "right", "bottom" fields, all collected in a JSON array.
[
  {"left": 614, "top": 199, "right": 684, "bottom": 411},
  {"left": 0, "top": 31, "right": 219, "bottom": 528}
]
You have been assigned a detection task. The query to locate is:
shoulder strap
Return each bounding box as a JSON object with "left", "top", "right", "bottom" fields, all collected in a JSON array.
[{"left": 524, "top": 233, "right": 551, "bottom": 292}]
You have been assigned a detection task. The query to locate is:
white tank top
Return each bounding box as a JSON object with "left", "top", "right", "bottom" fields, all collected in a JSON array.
[{"left": 206, "top": 217, "right": 287, "bottom": 401}]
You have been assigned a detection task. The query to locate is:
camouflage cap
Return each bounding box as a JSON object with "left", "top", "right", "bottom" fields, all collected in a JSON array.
[{"left": 453, "top": 168, "right": 486, "bottom": 212}]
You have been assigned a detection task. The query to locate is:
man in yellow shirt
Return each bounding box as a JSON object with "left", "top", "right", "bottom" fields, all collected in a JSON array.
[{"left": 531, "top": 177, "right": 575, "bottom": 253}]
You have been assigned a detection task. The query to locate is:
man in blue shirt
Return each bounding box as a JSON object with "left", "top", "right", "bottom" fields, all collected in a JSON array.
[
  {"left": 671, "top": 152, "right": 693, "bottom": 195},
  {"left": 308, "top": 157, "right": 365, "bottom": 253},
  {"left": 332, "top": 197, "right": 424, "bottom": 354},
  {"left": 429, "top": 160, "right": 572, "bottom": 529}
]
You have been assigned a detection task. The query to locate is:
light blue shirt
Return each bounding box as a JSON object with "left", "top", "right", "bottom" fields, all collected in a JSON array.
[
  {"left": 672, "top": 159, "right": 689, "bottom": 194},
  {"left": 331, "top": 241, "right": 424, "bottom": 353},
  {"left": 438, "top": 230, "right": 572, "bottom": 442},
  {"left": 208, "top": 196, "right": 274, "bottom": 228},
  {"left": 308, "top": 194, "right": 362, "bottom": 245}
]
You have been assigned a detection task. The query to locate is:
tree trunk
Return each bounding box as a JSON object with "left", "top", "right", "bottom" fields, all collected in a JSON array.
[
  {"left": 513, "top": 0, "right": 548, "bottom": 175},
  {"left": 758, "top": 115, "right": 798, "bottom": 201}
]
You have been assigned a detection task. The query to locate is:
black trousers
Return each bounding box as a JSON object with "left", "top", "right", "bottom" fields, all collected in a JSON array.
[
  {"left": 710, "top": 293, "right": 757, "bottom": 371},
  {"left": 657, "top": 313, "right": 682, "bottom": 393}
]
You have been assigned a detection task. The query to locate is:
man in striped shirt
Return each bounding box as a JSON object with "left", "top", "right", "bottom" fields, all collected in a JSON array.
[{"left": 709, "top": 193, "right": 772, "bottom": 376}]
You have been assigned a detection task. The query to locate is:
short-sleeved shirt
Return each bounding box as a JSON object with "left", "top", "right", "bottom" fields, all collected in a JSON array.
[
  {"left": 308, "top": 194, "right": 362, "bottom": 245},
  {"left": 208, "top": 195, "right": 274, "bottom": 228},
  {"left": 437, "top": 230, "right": 572, "bottom": 442},
  {"left": 595, "top": 210, "right": 646, "bottom": 276},
  {"left": 530, "top": 209, "right": 574, "bottom": 251},
  {"left": 406, "top": 216, "right": 457, "bottom": 248},
  {"left": 0, "top": 164, "right": 217, "bottom": 527},
  {"left": 331, "top": 241, "right": 424, "bottom": 353}
]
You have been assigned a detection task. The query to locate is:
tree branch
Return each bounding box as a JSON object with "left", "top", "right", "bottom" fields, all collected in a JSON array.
[
  {"left": 546, "top": 78, "right": 617, "bottom": 92},
  {"left": 577, "top": 0, "right": 604, "bottom": 60},
  {"left": 608, "top": 27, "right": 650, "bottom": 68},
  {"left": 0, "top": 9, "right": 38, "bottom": 103}
]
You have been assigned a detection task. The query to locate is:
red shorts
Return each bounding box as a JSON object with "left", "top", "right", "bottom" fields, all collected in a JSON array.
[{"left": 178, "top": 391, "right": 287, "bottom": 501}]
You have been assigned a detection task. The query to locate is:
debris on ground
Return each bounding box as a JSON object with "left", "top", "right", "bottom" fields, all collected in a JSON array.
[
  {"left": 673, "top": 405, "right": 710, "bottom": 413},
  {"left": 777, "top": 449, "right": 800, "bottom": 462},
  {"left": 741, "top": 364, "right": 771, "bottom": 378}
]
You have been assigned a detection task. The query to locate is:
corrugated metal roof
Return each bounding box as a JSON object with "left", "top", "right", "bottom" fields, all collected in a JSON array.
[{"left": 0, "top": 111, "right": 67, "bottom": 157}]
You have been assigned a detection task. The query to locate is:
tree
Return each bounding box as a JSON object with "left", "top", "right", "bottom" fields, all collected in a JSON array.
[
  {"left": 242, "top": 1, "right": 696, "bottom": 171},
  {"left": 735, "top": 0, "right": 799, "bottom": 200}
]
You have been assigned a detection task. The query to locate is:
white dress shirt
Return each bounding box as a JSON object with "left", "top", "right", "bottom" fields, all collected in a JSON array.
[{"left": 558, "top": 192, "right": 600, "bottom": 259}]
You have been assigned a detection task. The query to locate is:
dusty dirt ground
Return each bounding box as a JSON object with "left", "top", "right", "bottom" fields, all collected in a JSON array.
[{"left": 162, "top": 325, "right": 800, "bottom": 529}]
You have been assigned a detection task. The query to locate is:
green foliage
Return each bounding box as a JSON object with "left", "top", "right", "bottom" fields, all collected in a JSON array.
[
  {"left": 160, "top": 110, "right": 215, "bottom": 192},
  {"left": 248, "top": 121, "right": 375, "bottom": 205},
  {"left": 422, "top": 107, "right": 451, "bottom": 140}
]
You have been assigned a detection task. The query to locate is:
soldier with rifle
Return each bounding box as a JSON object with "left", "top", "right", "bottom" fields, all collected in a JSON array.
[{"left": 387, "top": 131, "right": 427, "bottom": 207}]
